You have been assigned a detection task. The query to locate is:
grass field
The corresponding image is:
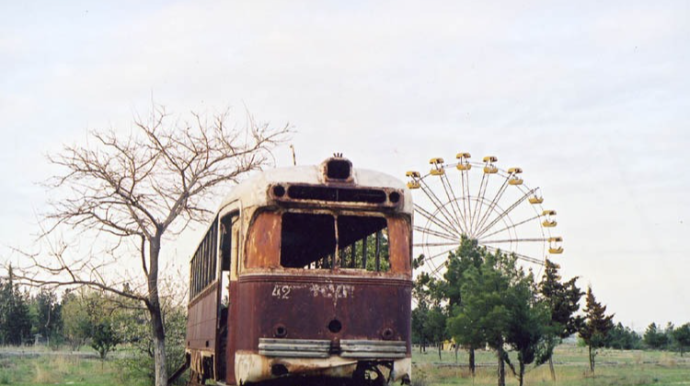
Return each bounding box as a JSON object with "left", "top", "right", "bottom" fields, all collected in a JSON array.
[
  {"left": 413, "top": 344, "right": 690, "bottom": 386},
  {"left": 0, "top": 346, "right": 149, "bottom": 386},
  {"left": 1, "top": 344, "right": 689, "bottom": 385}
]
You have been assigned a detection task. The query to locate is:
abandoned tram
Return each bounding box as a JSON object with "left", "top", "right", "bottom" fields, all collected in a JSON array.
[{"left": 184, "top": 156, "right": 413, "bottom": 386}]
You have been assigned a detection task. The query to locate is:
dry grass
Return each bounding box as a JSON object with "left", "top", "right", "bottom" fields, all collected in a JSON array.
[{"left": 32, "top": 361, "right": 55, "bottom": 384}]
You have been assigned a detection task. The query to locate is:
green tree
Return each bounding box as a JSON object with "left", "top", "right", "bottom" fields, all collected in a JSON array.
[
  {"left": 672, "top": 323, "right": 690, "bottom": 357},
  {"left": 503, "top": 269, "right": 551, "bottom": 386},
  {"left": 537, "top": 259, "right": 584, "bottom": 380},
  {"left": 441, "top": 237, "right": 483, "bottom": 309},
  {"left": 426, "top": 305, "right": 449, "bottom": 361},
  {"left": 441, "top": 237, "right": 483, "bottom": 371},
  {"left": 663, "top": 322, "right": 675, "bottom": 350},
  {"left": 606, "top": 322, "right": 642, "bottom": 350},
  {"left": 447, "top": 300, "right": 485, "bottom": 376},
  {"left": 0, "top": 266, "right": 32, "bottom": 345},
  {"left": 61, "top": 288, "right": 114, "bottom": 350},
  {"left": 579, "top": 286, "right": 614, "bottom": 374},
  {"left": 29, "top": 289, "right": 63, "bottom": 347},
  {"left": 411, "top": 302, "right": 430, "bottom": 352},
  {"left": 91, "top": 320, "right": 121, "bottom": 360},
  {"left": 61, "top": 290, "right": 92, "bottom": 349},
  {"left": 449, "top": 250, "right": 513, "bottom": 386},
  {"left": 644, "top": 322, "right": 669, "bottom": 349},
  {"left": 411, "top": 262, "right": 433, "bottom": 353},
  {"left": 411, "top": 264, "right": 447, "bottom": 359}
]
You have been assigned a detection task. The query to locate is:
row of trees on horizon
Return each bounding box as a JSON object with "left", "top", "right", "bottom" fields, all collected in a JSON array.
[{"left": 411, "top": 238, "right": 690, "bottom": 386}]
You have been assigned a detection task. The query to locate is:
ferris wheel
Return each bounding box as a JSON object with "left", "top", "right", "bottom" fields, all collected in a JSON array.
[{"left": 406, "top": 153, "right": 563, "bottom": 279}]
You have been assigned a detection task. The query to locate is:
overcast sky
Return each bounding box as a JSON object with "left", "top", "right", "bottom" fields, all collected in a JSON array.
[{"left": 1, "top": 1, "right": 688, "bottom": 329}]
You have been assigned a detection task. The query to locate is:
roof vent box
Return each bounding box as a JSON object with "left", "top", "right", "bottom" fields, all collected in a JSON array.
[{"left": 322, "top": 156, "right": 353, "bottom": 183}]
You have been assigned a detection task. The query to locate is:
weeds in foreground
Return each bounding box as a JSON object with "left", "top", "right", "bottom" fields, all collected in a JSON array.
[{"left": 0, "top": 370, "right": 10, "bottom": 385}]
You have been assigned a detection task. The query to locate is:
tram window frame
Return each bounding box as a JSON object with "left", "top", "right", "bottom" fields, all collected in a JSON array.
[
  {"left": 189, "top": 217, "right": 219, "bottom": 300},
  {"left": 279, "top": 212, "right": 391, "bottom": 272},
  {"left": 220, "top": 214, "right": 236, "bottom": 272},
  {"left": 280, "top": 212, "right": 336, "bottom": 269}
]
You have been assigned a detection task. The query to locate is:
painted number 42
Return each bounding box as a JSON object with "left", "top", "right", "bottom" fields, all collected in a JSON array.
[{"left": 272, "top": 285, "right": 291, "bottom": 299}]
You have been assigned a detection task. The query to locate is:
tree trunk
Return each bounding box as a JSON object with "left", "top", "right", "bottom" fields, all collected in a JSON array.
[
  {"left": 469, "top": 347, "right": 476, "bottom": 377},
  {"left": 147, "top": 236, "right": 168, "bottom": 386},
  {"left": 548, "top": 356, "right": 556, "bottom": 381},
  {"left": 588, "top": 346, "right": 595, "bottom": 374},
  {"left": 496, "top": 350, "right": 505, "bottom": 386},
  {"left": 454, "top": 344, "right": 459, "bottom": 364},
  {"left": 151, "top": 307, "right": 167, "bottom": 386},
  {"left": 518, "top": 361, "right": 525, "bottom": 386},
  {"left": 438, "top": 342, "right": 442, "bottom": 361}
]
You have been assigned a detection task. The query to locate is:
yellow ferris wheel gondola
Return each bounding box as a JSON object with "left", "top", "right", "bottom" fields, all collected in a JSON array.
[
  {"left": 483, "top": 156, "right": 499, "bottom": 174},
  {"left": 456, "top": 152, "right": 472, "bottom": 170},
  {"left": 549, "top": 237, "right": 564, "bottom": 254}
]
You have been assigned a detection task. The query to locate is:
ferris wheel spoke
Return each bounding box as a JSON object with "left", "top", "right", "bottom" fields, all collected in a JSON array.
[
  {"left": 413, "top": 225, "right": 458, "bottom": 242},
  {"left": 414, "top": 204, "right": 461, "bottom": 238},
  {"left": 475, "top": 189, "right": 536, "bottom": 239},
  {"left": 460, "top": 169, "right": 471, "bottom": 231},
  {"left": 424, "top": 247, "right": 457, "bottom": 273},
  {"left": 414, "top": 241, "right": 462, "bottom": 247},
  {"left": 481, "top": 237, "right": 549, "bottom": 244},
  {"left": 439, "top": 172, "right": 469, "bottom": 233},
  {"left": 419, "top": 247, "right": 456, "bottom": 279},
  {"left": 419, "top": 179, "right": 463, "bottom": 234},
  {"left": 474, "top": 176, "right": 510, "bottom": 235},
  {"left": 482, "top": 245, "right": 544, "bottom": 265},
  {"left": 470, "top": 173, "right": 489, "bottom": 235},
  {"left": 479, "top": 214, "right": 541, "bottom": 240},
  {"left": 425, "top": 246, "right": 456, "bottom": 262},
  {"left": 429, "top": 257, "right": 451, "bottom": 277}
]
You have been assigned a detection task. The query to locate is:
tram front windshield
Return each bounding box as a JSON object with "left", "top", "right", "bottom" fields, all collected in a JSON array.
[{"left": 280, "top": 212, "right": 391, "bottom": 272}]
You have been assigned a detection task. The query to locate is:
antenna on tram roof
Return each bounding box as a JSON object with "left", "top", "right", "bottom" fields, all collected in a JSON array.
[{"left": 289, "top": 144, "right": 297, "bottom": 166}]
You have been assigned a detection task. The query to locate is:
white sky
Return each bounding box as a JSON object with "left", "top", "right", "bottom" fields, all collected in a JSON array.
[{"left": 1, "top": 1, "right": 688, "bottom": 330}]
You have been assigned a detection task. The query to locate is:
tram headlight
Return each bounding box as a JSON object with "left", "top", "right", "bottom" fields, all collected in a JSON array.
[
  {"left": 381, "top": 327, "right": 395, "bottom": 340},
  {"left": 273, "top": 324, "right": 288, "bottom": 338}
]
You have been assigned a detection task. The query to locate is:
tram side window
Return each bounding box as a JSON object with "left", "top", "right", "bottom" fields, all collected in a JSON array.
[
  {"left": 220, "top": 215, "right": 235, "bottom": 271},
  {"left": 281, "top": 213, "right": 336, "bottom": 268},
  {"left": 189, "top": 219, "right": 219, "bottom": 300},
  {"left": 338, "top": 216, "right": 390, "bottom": 272}
]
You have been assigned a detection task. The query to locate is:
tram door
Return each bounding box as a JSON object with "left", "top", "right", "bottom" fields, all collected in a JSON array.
[{"left": 218, "top": 212, "right": 238, "bottom": 381}]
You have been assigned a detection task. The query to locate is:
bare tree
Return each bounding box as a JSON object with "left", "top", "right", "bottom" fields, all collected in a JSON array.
[{"left": 12, "top": 106, "right": 289, "bottom": 386}]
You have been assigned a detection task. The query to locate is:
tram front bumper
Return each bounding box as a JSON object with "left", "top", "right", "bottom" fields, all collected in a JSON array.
[{"left": 235, "top": 339, "right": 411, "bottom": 384}]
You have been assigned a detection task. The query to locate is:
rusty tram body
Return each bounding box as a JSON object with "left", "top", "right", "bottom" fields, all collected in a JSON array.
[{"left": 185, "top": 157, "right": 413, "bottom": 386}]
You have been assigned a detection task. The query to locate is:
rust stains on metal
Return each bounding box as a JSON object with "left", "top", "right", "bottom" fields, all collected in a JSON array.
[
  {"left": 244, "top": 211, "right": 281, "bottom": 270},
  {"left": 187, "top": 281, "right": 220, "bottom": 351},
  {"left": 388, "top": 216, "right": 412, "bottom": 276}
]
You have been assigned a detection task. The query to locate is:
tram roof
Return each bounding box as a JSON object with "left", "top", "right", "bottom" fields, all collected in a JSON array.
[{"left": 217, "top": 164, "right": 413, "bottom": 215}]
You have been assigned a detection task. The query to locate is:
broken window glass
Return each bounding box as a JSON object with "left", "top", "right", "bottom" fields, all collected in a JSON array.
[
  {"left": 279, "top": 212, "right": 390, "bottom": 271},
  {"left": 280, "top": 212, "right": 336, "bottom": 268},
  {"left": 338, "top": 216, "right": 390, "bottom": 272}
]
